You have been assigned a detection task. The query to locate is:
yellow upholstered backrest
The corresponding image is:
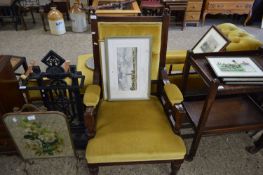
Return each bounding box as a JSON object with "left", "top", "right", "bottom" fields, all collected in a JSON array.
[
  {"left": 217, "top": 23, "right": 263, "bottom": 51},
  {"left": 98, "top": 22, "right": 162, "bottom": 80}
]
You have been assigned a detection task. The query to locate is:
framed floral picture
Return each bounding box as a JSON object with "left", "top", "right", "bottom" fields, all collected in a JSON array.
[
  {"left": 104, "top": 37, "right": 152, "bottom": 101},
  {"left": 192, "top": 25, "right": 230, "bottom": 54},
  {"left": 3, "top": 111, "right": 75, "bottom": 159}
]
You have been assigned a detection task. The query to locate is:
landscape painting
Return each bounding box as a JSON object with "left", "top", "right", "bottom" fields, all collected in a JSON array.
[
  {"left": 192, "top": 26, "right": 229, "bottom": 54},
  {"left": 105, "top": 37, "right": 151, "bottom": 100},
  {"left": 117, "top": 47, "right": 137, "bottom": 91},
  {"left": 200, "top": 35, "right": 219, "bottom": 52}
]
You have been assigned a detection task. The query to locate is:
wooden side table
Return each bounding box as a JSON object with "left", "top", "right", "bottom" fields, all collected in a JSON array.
[
  {"left": 182, "top": 49, "right": 263, "bottom": 160},
  {"left": 202, "top": 0, "right": 255, "bottom": 26}
]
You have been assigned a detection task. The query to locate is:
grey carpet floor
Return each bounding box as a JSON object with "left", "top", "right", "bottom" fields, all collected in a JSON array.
[{"left": 0, "top": 16, "right": 263, "bottom": 175}]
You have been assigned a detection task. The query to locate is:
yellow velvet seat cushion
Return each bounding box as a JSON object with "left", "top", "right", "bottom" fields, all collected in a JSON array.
[
  {"left": 98, "top": 22, "right": 162, "bottom": 80},
  {"left": 86, "top": 96, "right": 186, "bottom": 163},
  {"left": 166, "top": 50, "right": 187, "bottom": 64},
  {"left": 77, "top": 54, "right": 94, "bottom": 94},
  {"left": 83, "top": 85, "right": 101, "bottom": 107},
  {"left": 164, "top": 84, "right": 183, "bottom": 105}
]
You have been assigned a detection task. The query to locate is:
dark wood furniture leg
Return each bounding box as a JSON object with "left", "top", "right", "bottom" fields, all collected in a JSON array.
[
  {"left": 244, "top": 10, "right": 252, "bottom": 26},
  {"left": 30, "top": 8, "right": 36, "bottom": 24},
  {"left": 40, "top": 8, "right": 47, "bottom": 32},
  {"left": 186, "top": 80, "right": 219, "bottom": 161},
  {"left": 202, "top": 12, "right": 207, "bottom": 26},
  {"left": 171, "top": 160, "right": 182, "bottom": 175},
  {"left": 88, "top": 164, "right": 99, "bottom": 175},
  {"left": 181, "top": 51, "right": 191, "bottom": 95},
  {"left": 17, "top": 1, "right": 27, "bottom": 30},
  {"left": 246, "top": 133, "right": 263, "bottom": 154}
]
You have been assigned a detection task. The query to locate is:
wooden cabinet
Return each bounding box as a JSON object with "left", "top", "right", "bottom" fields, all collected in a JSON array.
[
  {"left": 202, "top": 0, "right": 255, "bottom": 26},
  {"left": 185, "top": 0, "right": 204, "bottom": 25},
  {"left": 0, "top": 56, "right": 26, "bottom": 153}
]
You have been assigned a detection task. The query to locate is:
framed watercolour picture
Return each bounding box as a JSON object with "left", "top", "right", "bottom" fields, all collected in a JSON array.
[
  {"left": 3, "top": 111, "right": 75, "bottom": 159},
  {"left": 192, "top": 26, "right": 229, "bottom": 54},
  {"left": 105, "top": 37, "right": 152, "bottom": 101},
  {"left": 206, "top": 57, "right": 263, "bottom": 77}
]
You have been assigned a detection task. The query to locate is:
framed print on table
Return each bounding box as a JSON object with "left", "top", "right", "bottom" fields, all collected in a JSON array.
[
  {"left": 206, "top": 56, "right": 263, "bottom": 77},
  {"left": 192, "top": 25, "right": 230, "bottom": 54},
  {"left": 105, "top": 37, "right": 152, "bottom": 101}
]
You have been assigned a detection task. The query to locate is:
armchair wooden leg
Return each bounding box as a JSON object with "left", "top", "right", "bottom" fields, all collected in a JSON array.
[
  {"left": 171, "top": 160, "right": 182, "bottom": 175},
  {"left": 88, "top": 165, "right": 99, "bottom": 175}
]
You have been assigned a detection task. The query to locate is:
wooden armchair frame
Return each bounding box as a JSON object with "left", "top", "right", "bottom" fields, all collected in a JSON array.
[{"left": 83, "top": 11, "right": 186, "bottom": 175}]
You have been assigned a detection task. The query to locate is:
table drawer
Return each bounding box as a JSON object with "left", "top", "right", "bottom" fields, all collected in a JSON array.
[
  {"left": 185, "top": 12, "right": 201, "bottom": 21},
  {"left": 187, "top": 2, "right": 202, "bottom": 11},
  {"left": 207, "top": 2, "right": 253, "bottom": 11}
]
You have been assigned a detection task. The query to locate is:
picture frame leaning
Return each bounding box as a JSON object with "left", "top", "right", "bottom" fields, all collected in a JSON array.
[
  {"left": 3, "top": 111, "right": 75, "bottom": 160},
  {"left": 104, "top": 37, "right": 152, "bottom": 101},
  {"left": 192, "top": 25, "right": 230, "bottom": 54}
]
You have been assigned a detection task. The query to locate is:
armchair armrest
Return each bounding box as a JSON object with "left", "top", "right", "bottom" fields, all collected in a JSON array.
[
  {"left": 161, "top": 69, "right": 185, "bottom": 133},
  {"left": 83, "top": 85, "right": 101, "bottom": 107},
  {"left": 164, "top": 84, "right": 183, "bottom": 105},
  {"left": 161, "top": 69, "right": 183, "bottom": 105}
]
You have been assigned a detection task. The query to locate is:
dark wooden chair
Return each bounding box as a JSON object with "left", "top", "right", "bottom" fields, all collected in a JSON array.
[
  {"left": 162, "top": 0, "right": 188, "bottom": 30},
  {"left": 0, "top": 0, "right": 26, "bottom": 30},
  {"left": 140, "top": 0, "right": 164, "bottom": 16},
  {"left": 82, "top": 12, "right": 186, "bottom": 175}
]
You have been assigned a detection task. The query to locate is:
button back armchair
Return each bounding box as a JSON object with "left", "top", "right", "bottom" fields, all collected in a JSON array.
[{"left": 83, "top": 12, "right": 186, "bottom": 175}]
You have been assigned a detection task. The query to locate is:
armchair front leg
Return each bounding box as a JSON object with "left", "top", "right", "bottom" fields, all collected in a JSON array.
[
  {"left": 84, "top": 106, "right": 97, "bottom": 139},
  {"left": 173, "top": 104, "right": 185, "bottom": 133}
]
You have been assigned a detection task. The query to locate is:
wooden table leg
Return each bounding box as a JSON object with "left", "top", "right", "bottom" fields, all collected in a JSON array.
[
  {"left": 39, "top": 8, "right": 47, "bottom": 32},
  {"left": 202, "top": 12, "right": 207, "bottom": 26},
  {"left": 246, "top": 133, "right": 263, "bottom": 154},
  {"left": 244, "top": 10, "right": 252, "bottom": 26},
  {"left": 186, "top": 79, "right": 219, "bottom": 161}
]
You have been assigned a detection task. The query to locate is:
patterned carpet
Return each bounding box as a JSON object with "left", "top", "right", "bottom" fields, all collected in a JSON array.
[{"left": 0, "top": 16, "right": 263, "bottom": 175}]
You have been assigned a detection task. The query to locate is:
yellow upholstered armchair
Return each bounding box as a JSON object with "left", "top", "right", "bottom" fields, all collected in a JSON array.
[{"left": 82, "top": 13, "right": 186, "bottom": 175}]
